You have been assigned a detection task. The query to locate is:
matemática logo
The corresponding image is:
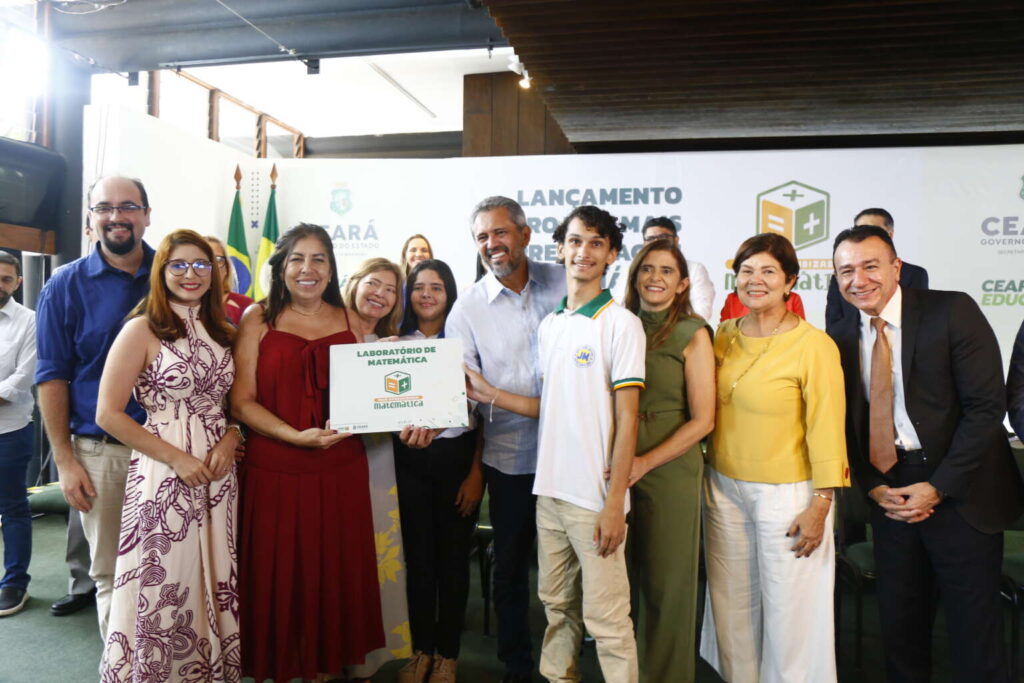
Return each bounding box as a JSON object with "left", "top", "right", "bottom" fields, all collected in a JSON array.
[
  {"left": 756, "top": 181, "right": 830, "bottom": 250},
  {"left": 385, "top": 371, "right": 411, "bottom": 395}
]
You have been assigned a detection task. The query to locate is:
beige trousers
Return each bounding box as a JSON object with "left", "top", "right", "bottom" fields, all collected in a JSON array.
[
  {"left": 72, "top": 436, "right": 131, "bottom": 642},
  {"left": 536, "top": 495, "right": 638, "bottom": 683}
]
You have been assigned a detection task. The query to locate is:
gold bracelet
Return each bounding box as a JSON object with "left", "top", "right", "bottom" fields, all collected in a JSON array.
[{"left": 227, "top": 423, "right": 246, "bottom": 443}]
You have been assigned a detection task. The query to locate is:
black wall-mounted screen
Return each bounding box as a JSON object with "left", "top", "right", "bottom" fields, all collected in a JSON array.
[{"left": 0, "top": 137, "right": 65, "bottom": 229}]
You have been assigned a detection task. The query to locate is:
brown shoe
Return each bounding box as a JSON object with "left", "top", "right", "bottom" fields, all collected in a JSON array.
[
  {"left": 397, "top": 651, "right": 432, "bottom": 683},
  {"left": 427, "top": 655, "right": 457, "bottom": 683}
]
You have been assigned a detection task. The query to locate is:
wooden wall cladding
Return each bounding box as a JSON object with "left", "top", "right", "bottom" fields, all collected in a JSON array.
[
  {"left": 482, "top": 0, "right": 1024, "bottom": 144},
  {"left": 463, "top": 72, "right": 574, "bottom": 156}
]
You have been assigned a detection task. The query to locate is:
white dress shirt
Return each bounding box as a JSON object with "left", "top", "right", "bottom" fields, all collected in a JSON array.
[
  {"left": 858, "top": 286, "right": 923, "bottom": 450},
  {"left": 445, "top": 260, "right": 566, "bottom": 475},
  {"left": 0, "top": 298, "right": 37, "bottom": 433},
  {"left": 686, "top": 259, "right": 715, "bottom": 323}
]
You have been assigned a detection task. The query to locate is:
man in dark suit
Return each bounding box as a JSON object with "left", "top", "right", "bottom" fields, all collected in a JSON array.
[
  {"left": 825, "top": 208, "right": 929, "bottom": 331},
  {"left": 1009, "top": 319, "right": 1024, "bottom": 439},
  {"left": 829, "top": 224, "right": 1024, "bottom": 682}
]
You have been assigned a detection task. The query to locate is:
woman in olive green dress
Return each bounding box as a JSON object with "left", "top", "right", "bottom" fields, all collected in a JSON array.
[{"left": 622, "top": 238, "right": 716, "bottom": 683}]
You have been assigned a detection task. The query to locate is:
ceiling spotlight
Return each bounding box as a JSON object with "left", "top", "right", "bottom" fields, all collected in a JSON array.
[
  {"left": 519, "top": 70, "right": 531, "bottom": 89},
  {"left": 305, "top": 58, "right": 320, "bottom": 75},
  {"left": 507, "top": 54, "right": 524, "bottom": 76}
]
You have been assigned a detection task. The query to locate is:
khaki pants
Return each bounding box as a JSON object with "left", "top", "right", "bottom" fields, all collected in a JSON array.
[
  {"left": 72, "top": 436, "right": 131, "bottom": 642},
  {"left": 536, "top": 495, "right": 638, "bottom": 683}
]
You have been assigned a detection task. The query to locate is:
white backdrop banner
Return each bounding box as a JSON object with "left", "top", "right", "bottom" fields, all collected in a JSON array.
[
  {"left": 85, "top": 107, "right": 1024, "bottom": 371},
  {"left": 243, "top": 146, "right": 1024, "bottom": 371}
]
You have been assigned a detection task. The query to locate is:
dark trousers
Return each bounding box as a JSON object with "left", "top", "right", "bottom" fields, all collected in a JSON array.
[
  {"left": 395, "top": 431, "right": 477, "bottom": 659},
  {"left": 0, "top": 423, "right": 33, "bottom": 590},
  {"left": 871, "top": 462, "right": 1009, "bottom": 683},
  {"left": 484, "top": 463, "right": 537, "bottom": 675}
]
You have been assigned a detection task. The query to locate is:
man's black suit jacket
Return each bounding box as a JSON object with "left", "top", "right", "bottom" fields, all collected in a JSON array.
[
  {"left": 825, "top": 261, "right": 928, "bottom": 332},
  {"left": 1008, "top": 319, "right": 1024, "bottom": 439},
  {"left": 829, "top": 287, "right": 1024, "bottom": 534}
]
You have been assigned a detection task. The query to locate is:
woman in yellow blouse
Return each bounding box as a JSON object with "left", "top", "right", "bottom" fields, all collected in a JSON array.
[{"left": 700, "top": 233, "right": 849, "bottom": 683}]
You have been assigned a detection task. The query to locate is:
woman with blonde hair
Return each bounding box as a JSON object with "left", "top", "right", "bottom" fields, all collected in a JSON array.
[
  {"left": 343, "top": 257, "right": 404, "bottom": 340},
  {"left": 96, "top": 229, "right": 242, "bottom": 681}
]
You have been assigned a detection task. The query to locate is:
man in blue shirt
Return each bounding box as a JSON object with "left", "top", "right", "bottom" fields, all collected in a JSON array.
[
  {"left": 445, "top": 196, "right": 565, "bottom": 682},
  {"left": 35, "top": 176, "right": 154, "bottom": 640}
]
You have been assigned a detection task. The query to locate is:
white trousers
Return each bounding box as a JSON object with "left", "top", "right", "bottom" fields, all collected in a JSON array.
[
  {"left": 536, "top": 495, "right": 638, "bottom": 683},
  {"left": 700, "top": 468, "right": 837, "bottom": 683},
  {"left": 73, "top": 436, "right": 131, "bottom": 642}
]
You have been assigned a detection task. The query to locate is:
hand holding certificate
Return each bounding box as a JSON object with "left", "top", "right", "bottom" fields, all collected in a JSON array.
[{"left": 329, "top": 338, "right": 470, "bottom": 434}]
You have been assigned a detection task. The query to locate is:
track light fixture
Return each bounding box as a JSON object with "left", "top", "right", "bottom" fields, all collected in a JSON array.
[{"left": 519, "top": 70, "right": 531, "bottom": 89}]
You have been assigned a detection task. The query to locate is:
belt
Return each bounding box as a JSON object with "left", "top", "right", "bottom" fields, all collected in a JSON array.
[
  {"left": 73, "top": 433, "right": 124, "bottom": 447},
  {"left": 895, "top": 447, "right": 928, "bottom": 465}
]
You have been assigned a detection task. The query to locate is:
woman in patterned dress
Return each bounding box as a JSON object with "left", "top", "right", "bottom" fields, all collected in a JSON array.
[
  {"left": 96, "top": 229, "right": 243, "bottom": 682},
  {"left": 231, "top": 225, "right": 385, "bottom": 682}
]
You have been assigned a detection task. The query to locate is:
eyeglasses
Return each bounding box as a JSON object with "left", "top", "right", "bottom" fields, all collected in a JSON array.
[
  {"left": 88, "top": 203, "right": 147, "bottom": 215},
  {"left": 165, "top": 259, "right": 214, "bottom": 277}
]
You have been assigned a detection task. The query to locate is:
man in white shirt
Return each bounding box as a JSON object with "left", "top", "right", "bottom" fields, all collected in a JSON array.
[
  {"left": 640, "top": 217, "right": 714, "bottom": 321},
  {"left": 466, "top": 205, "right": 645, "bottom": 683},
  {"left": 0, "top": 250, "right": 37, "bottom": 617},
  {"left": 445, "top": 196, "right": 565, "bottom": 683}
]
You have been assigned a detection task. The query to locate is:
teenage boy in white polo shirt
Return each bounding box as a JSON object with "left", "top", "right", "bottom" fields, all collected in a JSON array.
[{"left": 466, "top": 205, "right": 645, "bottom": 683}]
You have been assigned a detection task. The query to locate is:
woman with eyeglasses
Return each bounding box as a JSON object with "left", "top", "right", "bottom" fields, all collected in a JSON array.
[
  {"left": 392, "top": 260, "right": 482, "bottom": 683},
  {"left": 205, "top": 235, "right": 255, "bottom": 325},
  {"left": 341, "top": 257, "right": 432, "bottom": 681},
  {"left": 95, "top": 229, "right": 242, "bottom": 681},
  {"left": 700, "top": 233, "right": 849, "bottom": 683},
  {"left": 620, "top": 240, "right": 715, "bottom": 683},
  {"left": 231, "top": 225, "right": 386, "bottom": 682}
]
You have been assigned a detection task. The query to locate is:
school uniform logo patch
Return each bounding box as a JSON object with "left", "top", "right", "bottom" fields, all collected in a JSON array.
[{"left": 574, "top": 345, "right": 596, "bottom": 368}]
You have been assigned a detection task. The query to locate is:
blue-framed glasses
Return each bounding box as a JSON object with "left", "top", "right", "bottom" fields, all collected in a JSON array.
[{"left": 166, "top": 259, "right": 214, "bottom": 277}]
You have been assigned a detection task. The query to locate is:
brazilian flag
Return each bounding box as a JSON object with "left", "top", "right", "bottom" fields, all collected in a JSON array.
[
  {"left": 227, "top": 190, "right": 253, "bottom": 297},
  {"left": 254, "top": 186, "right": 278, "bottom": 301}
]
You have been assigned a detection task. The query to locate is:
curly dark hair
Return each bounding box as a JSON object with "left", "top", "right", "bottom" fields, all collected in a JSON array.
[{"left": 552, "top": 205, "right": 626, "bottom": 253}]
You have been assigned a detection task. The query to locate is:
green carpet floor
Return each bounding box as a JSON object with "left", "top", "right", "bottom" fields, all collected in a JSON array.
[{"left": 1, "top": 513, "right": 1021, "bottom": 682}]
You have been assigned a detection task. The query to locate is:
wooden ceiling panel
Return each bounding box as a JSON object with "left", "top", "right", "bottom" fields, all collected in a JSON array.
[{"left": 481, "top": 0, "right": 1024, "bottom": 147}]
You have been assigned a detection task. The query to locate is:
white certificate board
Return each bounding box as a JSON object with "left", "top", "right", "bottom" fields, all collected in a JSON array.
[{"left": 329, "top": 338, "right": 469, "bottom": 434}]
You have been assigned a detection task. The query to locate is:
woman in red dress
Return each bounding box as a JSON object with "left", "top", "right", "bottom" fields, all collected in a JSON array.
[{"left": 231, "top": 223, "right": 384, "bottom": 682}]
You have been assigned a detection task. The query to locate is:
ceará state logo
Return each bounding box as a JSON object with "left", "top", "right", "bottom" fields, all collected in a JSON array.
[{"left": 756, "top": 181, "right": 830, "bottom": 250}]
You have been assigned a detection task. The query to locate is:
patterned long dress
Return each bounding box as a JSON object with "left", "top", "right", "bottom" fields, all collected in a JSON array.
[{"left": 101, "top": 302, "right": 240, "bottom": 683}]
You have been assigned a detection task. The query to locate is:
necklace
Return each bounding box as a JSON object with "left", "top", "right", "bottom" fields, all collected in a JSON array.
[
  {"left": 719, "top": 311, "right": 790, "bottom": 404},
  {"left": 289, "top": 301, "right": 323, "bottom": 317}
]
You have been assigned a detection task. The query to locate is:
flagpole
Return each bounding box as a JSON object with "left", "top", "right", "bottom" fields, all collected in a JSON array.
[
  {"left": 254, "top": 163, "right": 280, "bottom": 301},
  {"left": 227, "top": 164, "right": 254, "bottom": 297}
]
